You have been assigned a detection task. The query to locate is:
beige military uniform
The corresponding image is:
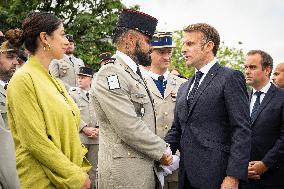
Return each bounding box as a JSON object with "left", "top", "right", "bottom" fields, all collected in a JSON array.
[
  {"left": 69, "top": 87, "right": 98, "bottom": 189},
  {"left": 49, "top": 54, "right": 84, "bottom": 90},
  {"left": 91, "top": 52, "right": 167, "bottom": 189},
  {"left": 145, "top": 72, "right": 186, "bottom": 189},
  {"left": 0, "top": 84, "right": 20, "bottom": 189}
]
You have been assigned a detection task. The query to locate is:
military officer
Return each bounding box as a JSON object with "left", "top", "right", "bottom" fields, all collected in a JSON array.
[
  {"left": 0, "top": 29, "right": 20, "bottom": 189},
  {"left": 69, "top": 66, "right": 98, "bottom": 189},
  {"left": 145, "top": 32, "right": 186, "bottom": 189},
  {"left": 49, "top": 34, "right": 84, "bottom": 90},
  {"left": 91, "top": 9, "right": 173, "bottom": 189}
]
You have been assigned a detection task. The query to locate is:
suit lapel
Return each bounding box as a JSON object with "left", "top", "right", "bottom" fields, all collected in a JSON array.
[
  {"left": 251, "top": 84, "right": 276, "bottom": 124},
  {"left": 164, "top": 74, "right": 176, "bottom": 98},
  {"left": 79, "top": 89, "right": 89, "bottom": 102},
  {"left": 0, "top": 85, "right": 6, "bottom": 97},
  {"left": 248, "top": 90, "right": 253, "bottom": 102},
  {"left": 145, "top": 76, "right": 163, "bottom": 99},
  {"left": 63, "top": 55, "right": 73, "bottom": 66},
  {"left": 187, "top": 63, "right": 221, "bottom": 116},
  {"left": 115, "top": 55, "right": 143, "bottom": 85},
  {"left": 178, "top": 77, "right": 193, "bottom": 121}
]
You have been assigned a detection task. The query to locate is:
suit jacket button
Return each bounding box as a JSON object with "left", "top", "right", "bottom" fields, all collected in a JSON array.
[
  {"left": 165, "top": 125, "right": 168, "bottom": 129},
  {"left": 164, "top": 112, "right": 168, "bottom": 116},
  {"left": 128, "top": 152, "right": 131, "bottom": 156}
]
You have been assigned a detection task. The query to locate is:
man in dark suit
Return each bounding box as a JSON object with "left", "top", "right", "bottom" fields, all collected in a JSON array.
[
  {"left": 240, "top": 50, "right": 284, "bottom": 189},
  {"left": 165, "top": 23, "right": 251, "bottom": 189}
]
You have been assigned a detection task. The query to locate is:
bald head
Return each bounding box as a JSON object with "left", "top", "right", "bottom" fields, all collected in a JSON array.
[{"left": 272, "top": 63, "right": 284, "bottom": 88}]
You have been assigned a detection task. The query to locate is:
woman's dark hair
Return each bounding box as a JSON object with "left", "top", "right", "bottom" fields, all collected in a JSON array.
[{"left": 22, "top": 11, "right": 62, "bottom": 54}]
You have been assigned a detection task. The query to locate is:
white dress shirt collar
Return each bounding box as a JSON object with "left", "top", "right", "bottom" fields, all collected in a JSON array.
[
  {"left": 116, "top": 50, "right": 138, "bottom": 73},
  {"left": 252, "top": 81, "right": 271, "bottom": 94},
  {"left": 196, "top": 58, "right": 217, "bottom": 76},
  {"left": 0, "top": 80, "right": 6, "bottom": 88},
  {"left": 250, "top": 82, "right": 271, "bottom": 114},
  {"left": 148, "top": 70, "right": 170, "bottom": 81}
]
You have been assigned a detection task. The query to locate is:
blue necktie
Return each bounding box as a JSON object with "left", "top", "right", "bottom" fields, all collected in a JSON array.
[
  {"left": 158, "top": 75, "right": 165, "bottom": 97},
  {"left": 187, "top": 71, "right": 203, "bottom": 108},
  {"left": 251, "top": 91, "right": 263, "bottom": 121}
]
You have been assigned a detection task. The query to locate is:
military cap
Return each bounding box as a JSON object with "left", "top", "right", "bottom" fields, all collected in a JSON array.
[
  {"left": 116, "top": 9, "right": 158, "bottom": 37},
  {"left": 0, "top": 41, "right": 17, "bottom": 53},
  {"left": 77, "top": 67, "right": 94, "bottom": 77},
  {"left": 99, "top": 52, "right": 116, "bottom": 63},
  {"left": 65, "top": 34, "right": 74, "bottom": 42},
  {"left": 151, "top": 32, "right": 175, "bottom": 48}
]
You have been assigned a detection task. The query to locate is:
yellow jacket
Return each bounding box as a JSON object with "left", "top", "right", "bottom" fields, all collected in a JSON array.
[{"left": 7, "top": 56, "right": 91, "bottom": 189}]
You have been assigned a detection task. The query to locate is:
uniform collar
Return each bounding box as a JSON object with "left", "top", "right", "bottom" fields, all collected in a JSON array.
[
  {"left": 116, "top": 50, "right": 138, "bottom": 73},
  {"left": 0, "top": 80, "right": 6, "bottom": 88},
  {"left": 64, "top": 54, "right": 74, "bottom": 59},
  {"left": 148, "top": 70, "right": 170, "bottom": 81}
]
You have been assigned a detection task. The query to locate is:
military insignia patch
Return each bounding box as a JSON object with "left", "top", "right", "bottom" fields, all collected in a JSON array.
[
  {"left": 171, "top": 90, "right": 177, "bottom": 98},
  {"left": 107, "top": 75, "right": 120, "bottom": 90}
]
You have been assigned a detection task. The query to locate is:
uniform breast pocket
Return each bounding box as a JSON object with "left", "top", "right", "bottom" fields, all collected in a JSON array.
[
  {"left": 59, "top": 64, "right": 69, "bottom": 76},
  {"left": 130, "top": 93, "right": 150, "bottom": 117},
  {"left": 78, "top": 104, "right": 86, "bottom": 111}
]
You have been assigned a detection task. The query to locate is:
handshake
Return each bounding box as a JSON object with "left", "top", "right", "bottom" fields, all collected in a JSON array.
[
  {"left": 159, "top": 145, "right": 179, "bottom": 168},
  {"left": 160, "top": 153, "right": 173, "bottom": 166},
  {"left": 160, "top": 144, "right": 173, "bottom": 165},
  {"left": 157, "top": 145, "right": 180, "bottom": 186}
]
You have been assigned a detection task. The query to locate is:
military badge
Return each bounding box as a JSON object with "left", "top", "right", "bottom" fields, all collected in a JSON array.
[
  {"left": 171, "top": 90, "right": 177, "bottom": 98},
  {"left": 107, "top": 74, "right": 120, "bottom": 90}
]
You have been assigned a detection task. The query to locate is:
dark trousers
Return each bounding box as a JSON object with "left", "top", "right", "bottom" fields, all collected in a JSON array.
[
  {"left": 179, "top": 170, "right": 200, "bottom": 189},
  {"left": 240, "top": 182, "right": 284, "bottom": 189}
]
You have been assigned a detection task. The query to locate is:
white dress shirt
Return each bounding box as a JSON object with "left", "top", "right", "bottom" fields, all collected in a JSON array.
[
  {"left": 250, "top": 82, "right": 271, "bottom": 114},
  {"left": 148, "top": 70, "right": 170, "bottom": 81},
  {"left": 189, "top": 58, "right": 217, "bottom": 92}
]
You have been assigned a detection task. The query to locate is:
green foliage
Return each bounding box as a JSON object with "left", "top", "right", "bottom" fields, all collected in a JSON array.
[
  {"left": 171, "top": 30, "right": 245, "bottom": 78},
  {"left": 0, "top": 0, "right": 135, "bottom": 71},
  {"left": 217, "top": 41, "right": 245, "bottom": 72}
]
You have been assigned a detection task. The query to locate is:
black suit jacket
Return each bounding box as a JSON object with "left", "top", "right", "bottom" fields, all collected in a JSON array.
[
  {"left": 165, "top": 63, "right": 251, "bottom": 189},
  {"left": 245, "top": 83, "right": 284, "bottom": 187}
]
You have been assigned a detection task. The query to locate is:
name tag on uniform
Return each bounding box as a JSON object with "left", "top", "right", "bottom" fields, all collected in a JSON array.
[{"left": 107, "top": 75, "right": 120, "bottom": 90}]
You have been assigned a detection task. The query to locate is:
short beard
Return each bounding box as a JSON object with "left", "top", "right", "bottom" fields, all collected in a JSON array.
[
  {"left": 0, "top": 71, "right": 13, "bottom": 82},
  {"left": 133, "top": 42, "right": 151, "bottom": 67}
]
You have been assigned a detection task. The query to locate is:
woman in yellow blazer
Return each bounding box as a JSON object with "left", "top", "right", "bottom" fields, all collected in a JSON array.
[{"left": 7, "top": 12, "right": 91, "bottom": 189}]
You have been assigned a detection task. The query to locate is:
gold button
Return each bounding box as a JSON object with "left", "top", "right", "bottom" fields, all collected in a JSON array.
[
  {"left": 164, "top": 112, "right": 168, "bottom": 116},
  {"left": 128, "top": 152, "right": 131, "bottom": 156},
  {"left": 165, "top": 125, "right": 168, "bottom": 129}
]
